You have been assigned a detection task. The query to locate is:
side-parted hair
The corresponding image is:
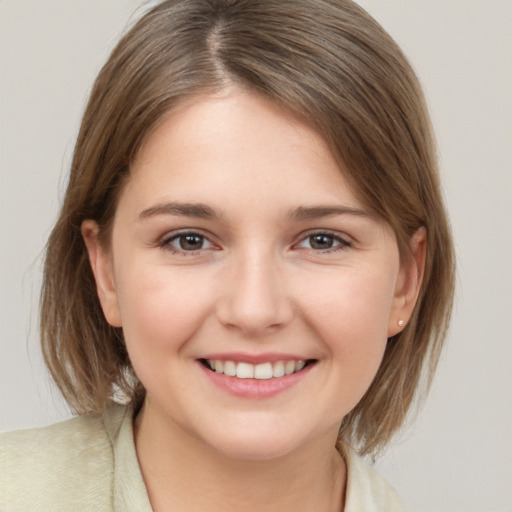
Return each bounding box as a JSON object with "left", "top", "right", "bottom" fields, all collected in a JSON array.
[{"left": 41, "top": 0, "right": 455, "bottom": 457}]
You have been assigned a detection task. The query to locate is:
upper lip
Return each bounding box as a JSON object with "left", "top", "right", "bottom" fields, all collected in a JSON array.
[{"left": 198, "top": 352, "right": 314, "bottom": 364}]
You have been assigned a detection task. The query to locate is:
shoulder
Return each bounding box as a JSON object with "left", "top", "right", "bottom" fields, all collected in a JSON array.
[
  {"left": 343, "top": 446, "right": 407, "bottom": 512},
  {"left": 0, "top": 403, "right": 127, "bottom": 512}
]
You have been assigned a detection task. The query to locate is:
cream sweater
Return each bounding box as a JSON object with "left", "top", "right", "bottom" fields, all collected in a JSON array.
[{"left": 0, "top": 404, "right": 406, "bottom": 511}]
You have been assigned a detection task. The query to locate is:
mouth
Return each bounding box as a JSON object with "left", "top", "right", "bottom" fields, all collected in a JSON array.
[{"left": 199, "top": 358, "right": 316, "bottom": 380}]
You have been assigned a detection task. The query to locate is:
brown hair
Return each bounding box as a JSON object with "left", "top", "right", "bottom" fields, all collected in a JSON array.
[{"left": 41, "top": 0, "right": 455, "bottom": 456}]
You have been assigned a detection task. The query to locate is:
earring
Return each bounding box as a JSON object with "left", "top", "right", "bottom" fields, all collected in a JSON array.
[{"left": 398, "top": 320, "right": 404, "bottom": 327}]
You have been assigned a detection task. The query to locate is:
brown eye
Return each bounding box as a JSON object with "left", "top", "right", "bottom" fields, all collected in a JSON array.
[
  {"left": 178, "top": 234, "right": 205, "bottom": 250},
  {"left": 163, "top": 232, "right": 214, "bottom": 253},
  {"left": 296, "top": 232, "right": 350, "bottom": 252},
  {"left": 309, "top": 234, "right": 335, "bottom": 250}
]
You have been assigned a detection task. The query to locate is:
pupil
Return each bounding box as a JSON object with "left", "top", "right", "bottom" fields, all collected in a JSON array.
[
  {"left": 180, "top": 234, "right": 203, "bottom": 250},
  {"left": 311, "top": 234, "right": 333, "bottom": 249}
]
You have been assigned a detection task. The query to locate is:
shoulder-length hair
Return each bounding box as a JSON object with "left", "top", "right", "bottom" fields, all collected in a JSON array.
[{"left": 41, "top": 0, "right": 455, "bottom": 457}]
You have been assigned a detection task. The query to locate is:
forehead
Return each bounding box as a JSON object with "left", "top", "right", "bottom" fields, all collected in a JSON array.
[{"left": 124, "top": 88, "right": 363, "bottom": 212}]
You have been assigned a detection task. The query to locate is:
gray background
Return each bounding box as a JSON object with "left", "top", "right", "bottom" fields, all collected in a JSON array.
[{"left": 1, "top": 1, "right": 511, "bottom": 510}]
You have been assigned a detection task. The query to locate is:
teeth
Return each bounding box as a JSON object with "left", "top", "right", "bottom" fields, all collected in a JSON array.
[
  {"left": 223, "top": 360, "right": 236, "bottom": 376},
  {"left": 254, "top": 362, "right": 273, "bottom": 380},
  {"left": 206, "top": 359, "right": 308, "bottom": 379},
  {"left": 284, "top": 360, "right": 296, "bottom": 375},
  {"left": 273, "top": 361, "right": 285, "bottom": 378},
  {"left": 236, "top": 362, "right": 254, "bottom": 379}
]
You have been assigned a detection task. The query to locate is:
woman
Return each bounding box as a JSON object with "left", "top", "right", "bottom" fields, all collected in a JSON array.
[{"left": 0, "top": 1, "right": 455, "bottom": 510}]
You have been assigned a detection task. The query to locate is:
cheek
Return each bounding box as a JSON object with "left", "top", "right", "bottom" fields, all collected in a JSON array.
[
  {"left": 114, "top": 264, "right": 215, "bottom": 364},
  {"left": 297, "top": 267, "right": 396, "bottom": 340},
  {"left": 295, "top": 268, "right": 395, "bottom": 396}
]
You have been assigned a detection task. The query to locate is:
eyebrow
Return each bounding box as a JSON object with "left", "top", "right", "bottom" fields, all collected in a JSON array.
[
  {"left": 138, "top": 202, "right": 224, "bottom": 221},
  {"left": 290, "top": 205, "right": 372, "bottom": 221},
  {"left": 138, "top": 202, "right": 371, "bottom": 222}
]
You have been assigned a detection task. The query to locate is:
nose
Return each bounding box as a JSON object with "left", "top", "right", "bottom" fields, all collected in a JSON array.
[{"left": 216, "top": 250, "right": 294, "bottom": 337}]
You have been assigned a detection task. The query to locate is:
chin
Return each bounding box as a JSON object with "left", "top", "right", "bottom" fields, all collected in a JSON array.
[
  {"left": 209, "top": 434, "right": 302, "bottom": 462},
  {"left": 199, "top": 417, "right": 317, "bottom": 462}
]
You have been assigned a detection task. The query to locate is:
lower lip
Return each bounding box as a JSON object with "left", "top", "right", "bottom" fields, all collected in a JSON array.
[{"left": 198, "top": 362, "right": 314, "bottom": 399}]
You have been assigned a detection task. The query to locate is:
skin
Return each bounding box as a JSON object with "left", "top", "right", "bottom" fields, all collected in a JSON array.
[{"left": 82, "top": 87, "right": 425, "bottom": 511}]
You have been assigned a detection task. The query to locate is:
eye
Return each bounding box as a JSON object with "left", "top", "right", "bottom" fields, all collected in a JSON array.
[
  {"left": 162, "top": 231, "right": 214, "bottom": 253},
  {"left": 296, "top": 232, "right": 350, "bottom": 252}
]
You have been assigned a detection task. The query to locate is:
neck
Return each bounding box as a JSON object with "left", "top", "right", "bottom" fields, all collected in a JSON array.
[{"left": 134, "top": 402, "right": 346, "bottom": 512}]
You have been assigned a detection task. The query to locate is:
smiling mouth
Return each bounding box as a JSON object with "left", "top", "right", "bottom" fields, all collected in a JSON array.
[{"left": 200, "top": 359, "right": 316, "bottom": 380}]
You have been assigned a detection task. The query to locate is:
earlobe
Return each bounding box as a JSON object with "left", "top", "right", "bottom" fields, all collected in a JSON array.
[
  {"left": 388, "top": 227, "right": 427, "bottom": 337},
  {"left": 81, "top": 220, "right": 122, "bottom": 327}
]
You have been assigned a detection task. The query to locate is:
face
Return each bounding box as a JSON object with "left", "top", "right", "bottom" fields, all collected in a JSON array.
[{"left": 83, "top": 87, "right": 423, "bottom": 461}]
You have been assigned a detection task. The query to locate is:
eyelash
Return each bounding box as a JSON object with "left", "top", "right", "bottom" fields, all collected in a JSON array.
[
  {"left": 294, "top": 231, "right": 352, "bottom": 252},
  {"left": 159, "top": 230, "right": 352, "bottom": 256},
  {"left": 160, "top": 231, "right": 215, "bottom": 256}
]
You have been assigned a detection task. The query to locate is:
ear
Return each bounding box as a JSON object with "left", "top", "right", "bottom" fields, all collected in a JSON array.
[
  {"left": 81, "top": 220, "right": 122, "bottom": 327},
  {"left": 388, "top": 227, "right": 426, "bottom": 337}
]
